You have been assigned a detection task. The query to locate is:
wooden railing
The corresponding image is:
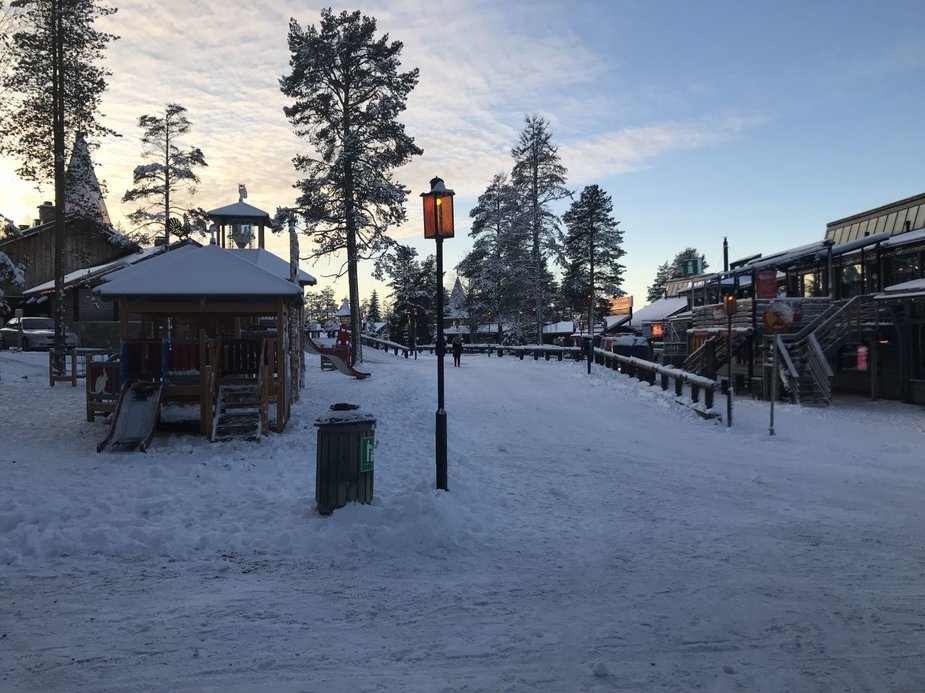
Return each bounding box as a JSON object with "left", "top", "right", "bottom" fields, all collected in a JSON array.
[{"left": 594, "top": 346, "right": 725, "bottom": 418}]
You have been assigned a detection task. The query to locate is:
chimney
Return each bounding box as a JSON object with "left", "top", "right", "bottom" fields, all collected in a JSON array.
[
  {"left": 38, "top": 201, "right": 55, "bottom": 225},
  {"left": 153, "top": 236, "right": 168, "bottom": 247}
]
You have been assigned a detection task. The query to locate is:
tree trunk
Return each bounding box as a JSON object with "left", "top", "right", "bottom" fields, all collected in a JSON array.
[{"left": 52, "top": 0, "right": 66, "bottom": 371}]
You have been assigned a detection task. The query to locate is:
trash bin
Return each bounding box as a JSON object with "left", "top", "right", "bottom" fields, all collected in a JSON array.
[{"left": 314, "top": 403, "right": 376, "bottom": 516}]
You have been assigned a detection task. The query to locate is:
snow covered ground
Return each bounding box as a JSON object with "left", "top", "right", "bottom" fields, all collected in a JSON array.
[{"left": 1, "top": 346, "right": 924, "bottom": 692}]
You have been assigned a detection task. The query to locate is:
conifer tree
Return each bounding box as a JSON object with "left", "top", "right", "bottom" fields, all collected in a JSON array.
[
  {"left": 0, "top": 0, "right": 117, "bottom": 357},
  {"left": 280, "top": 9, "right": 422, "bottom": 365},
  {"left": 646, "top": 248, "right": 709, "bottom": 302},
  {"left": 510, "top": 114, "right": 570, "bottom": 343},
  {"left": 561, "top": 185, "right": 625, "bottom": 316},
  {"left": 366, "top": 290, "right": 382, "bottom": 322},
  {"left": 122, "top": 103, "right": 208, "bottom": 245}
]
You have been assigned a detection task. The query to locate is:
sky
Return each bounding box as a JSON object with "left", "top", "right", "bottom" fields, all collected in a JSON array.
[
  {"left": 2, "top": 0, "right": 924, "bottom": 309},
  {"left": 4, "top": 346, "right": 925, "bottom": 690}
]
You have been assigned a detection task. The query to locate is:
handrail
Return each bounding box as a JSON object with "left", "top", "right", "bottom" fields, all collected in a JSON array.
[
  {"left": 775, "top": 336, "right": 800, "bottom": 380},
  {"left": 807, "top": 333, "right": 834, "bottom": 379}
]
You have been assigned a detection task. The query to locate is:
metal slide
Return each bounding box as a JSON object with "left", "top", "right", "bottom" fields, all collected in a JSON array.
[
  {"left": 304, "top": 334, "right": 370, "bottom": 379},
  {"left": 97, "top": 381, "right": 164, "bottom": 453}
]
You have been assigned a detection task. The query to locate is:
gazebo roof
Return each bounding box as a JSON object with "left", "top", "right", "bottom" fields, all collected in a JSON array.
[
  {"left": 206, "top": 200, "right": 271, "bottom": 224},
  {"left": 231, "top": 248, "right": 317, "bottom": 286},
  {"left": 94, "top": 244, "right": 301, "bottom": 299}
]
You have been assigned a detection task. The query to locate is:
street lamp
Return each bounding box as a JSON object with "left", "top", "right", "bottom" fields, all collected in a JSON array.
[{"left": 421, "top": 176, "right": 455, "bottom": 491}]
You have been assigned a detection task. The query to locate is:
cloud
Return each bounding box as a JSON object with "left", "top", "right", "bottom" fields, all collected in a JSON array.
[{"left": 561, "top": 115, "right": 767, "bottom": 184}]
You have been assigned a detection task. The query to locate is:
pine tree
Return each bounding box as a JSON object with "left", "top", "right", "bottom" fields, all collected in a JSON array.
[
  {"left": 456, "top": 172, "right": 530, "bottom": 334},
  {"left": 0, "top": 0, "right": 117, "bottom": 358},
  {"left": 561, "top": 185, "right": 625, "bottom": 316},
  {"left": 366, "top": 290, "right": 382, "bottom": 322},
  {"left": 510, "top": 114, "right": 570, "bottom": 343},
  {"left": 646, "top": 248, "right": 709, "bottom": 302},
  {"left": 375, "top": 244, "right": 437, "bottom": 344},
  {"left": 280, "top": 9, "right": 422, "bottom": 365},
  {"left": 122, "top": 104, "right": 208, "bottom": 245}
]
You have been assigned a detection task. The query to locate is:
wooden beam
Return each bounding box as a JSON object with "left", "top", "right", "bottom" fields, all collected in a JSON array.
[{"left": 120, "top": 302, "right": 280, "bottom": 314}]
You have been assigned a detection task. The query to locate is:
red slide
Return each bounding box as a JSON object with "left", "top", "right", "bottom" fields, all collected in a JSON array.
[{"left": 304, "top": 334, "right": 371, "bottom": 379}]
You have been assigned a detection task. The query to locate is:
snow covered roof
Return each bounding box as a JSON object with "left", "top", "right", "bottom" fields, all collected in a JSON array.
[
  {"left": 335, "top": 299, "right": 350, "bottom": 317},
  {"left": 628, "top": 297, "right": 688, "bottom": 328},
  {"left": 875, "top": 277, "right": 925, "bottom": 301},
  {"left": 230, "top": 248, "right": 316, "bottom": 286},
  {"left": 24, "top": 246, "right": 166, "bottom": 295},
  {"left": 604, "top": 314, "right": 631, "bottom": 331},
  {"left": 542, "top": 320, "right": 575, "bottom": 335},
  {"left": 206, "top": 201, "right": 271, "bottom": 221},
  {"left": 94, "top": 244, "right": 302, "bottom": 298}
]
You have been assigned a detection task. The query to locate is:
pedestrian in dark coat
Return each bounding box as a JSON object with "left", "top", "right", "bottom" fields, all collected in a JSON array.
[{"left": 452, "top": 335, "right": 463, "bottom": 367}]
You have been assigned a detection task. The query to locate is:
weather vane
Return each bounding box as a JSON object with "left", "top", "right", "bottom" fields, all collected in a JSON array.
[{"left": 238, "top": 184, "right": 248, "bottom": 202}]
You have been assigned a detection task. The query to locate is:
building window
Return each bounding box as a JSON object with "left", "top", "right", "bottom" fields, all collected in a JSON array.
[
  {"left": 801, "top": 270, "right": 824, "bottom": 297},
  {"left": 839, "top": 263, "right": 863, "bottom": 299},
  {"left": 884, "top": 253, "right": 920, "bottom": 287}
]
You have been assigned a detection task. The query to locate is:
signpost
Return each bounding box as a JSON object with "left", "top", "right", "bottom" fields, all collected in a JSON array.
[
  {"left": 756, "top": 270, "right": 777, "bottom": 299},
  {"left": 762, "top": 301, "right": 793, "bottom": 436}
]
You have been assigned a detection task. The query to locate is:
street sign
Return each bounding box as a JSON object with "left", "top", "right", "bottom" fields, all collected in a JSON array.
[
  {"left": 681, "top": 258, "right": 702, "bottom": 277},
  {"left": 763, "top": 301, "right": 793, "bottom": 333}
]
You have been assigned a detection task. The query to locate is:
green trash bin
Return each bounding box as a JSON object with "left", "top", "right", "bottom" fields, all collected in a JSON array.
[{"left": 314, "top": 403, "right": 376, "bottom": 516}]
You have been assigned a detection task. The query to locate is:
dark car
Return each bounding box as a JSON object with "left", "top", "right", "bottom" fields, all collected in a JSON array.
[{"left": 0, "top": 317, "right": 78, "bottom": 350}]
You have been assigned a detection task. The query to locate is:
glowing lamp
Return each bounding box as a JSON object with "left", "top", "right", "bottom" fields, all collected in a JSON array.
[{"left": 421, "top": 177, "right": 455, "bottom": 239}]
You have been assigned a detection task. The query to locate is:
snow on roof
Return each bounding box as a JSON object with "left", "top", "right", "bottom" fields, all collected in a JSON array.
[
  {"left": 95, "top": 244, "right": 301, "bottom": 298},
  {"left": 230, "top": 248, "right": 317, "bottom": 286},
  {"left": 604, "top": 314, "right": 631, "bottom": 330},
  {"left": 24, "top": 246, "right": 165, "bottom": 295},
  {"left": 875, "top": 277, "right": 925, "bottom": 300},
  {"left": 881, "top": 226, "right": 925, "bottom": 248},
  {"left": 335, "top": 299, "right": 350, "bottom": 317},
  {"left": 542, "top": 320, "right": 576, "bottom": 334},
  {"left": 206, "top": 200, "right": 271, "bottom": 220},
  {"left": 628, "top": 297, "right": 688, "bottom": 328}
]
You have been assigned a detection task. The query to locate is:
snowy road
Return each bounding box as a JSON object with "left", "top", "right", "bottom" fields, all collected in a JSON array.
[{"left": 2, "top": 349, "right": 924, "bottom": 691}]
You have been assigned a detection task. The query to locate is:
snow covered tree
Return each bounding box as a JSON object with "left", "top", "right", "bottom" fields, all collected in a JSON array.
[
  {"left": 305, "top": 286, "right": 337, "bottom": 324},
  {"left": 646, "top": 248, "right": 709, "bottom": 302},
  {"left": 366, "top": 290, "right": 382, "bottom": 322},
  {"left": 375, "top": 243, "right": 438, "bottom": 344},
  {"left": 510, "top": 114, "right": 570, "bottom": 344},
  {"left": 0, "top": 0, "right": 117, "bottom": 358},
  {"left": 121, "top": 103, "right": 208, "bottom": 245},
  {"left": 560, "top": 185, "right": 625, "bottom": 315},
  {"left": 456, "top": 172, "right": 532, "bottom": 336},
  {"left": 280, "top": 9, "right": 422, "bottom": 365}
]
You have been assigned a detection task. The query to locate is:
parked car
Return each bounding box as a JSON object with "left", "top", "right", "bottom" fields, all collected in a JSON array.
[{"left": 0, "top": 317, "right": 78, "bottom": 350}]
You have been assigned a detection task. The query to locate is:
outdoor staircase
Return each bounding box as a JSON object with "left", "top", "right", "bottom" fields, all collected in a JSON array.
[
  {"left": 684, "top": 329, "right": 752, "bottom": 377},
  {"left": 774, "top": 295, "right": 886, "bottom": 407},
  {"left": 212, "top": 377, "right": 262, "bottom": 440}
]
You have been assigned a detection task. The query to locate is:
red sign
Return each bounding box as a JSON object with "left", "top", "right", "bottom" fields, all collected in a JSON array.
[
  {"left": 756, "top": 270, "right": 777, "bottom": 299},
  {"left": 856, "top": 345, "right": 868, "bottom": 371}
]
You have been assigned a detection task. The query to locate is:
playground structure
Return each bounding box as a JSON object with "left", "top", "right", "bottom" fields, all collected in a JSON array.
[
  {"left": 305, "top": 328, "right": 370, "bottom": 379},
  {"left": 91, "top": 244, "right": 309, "bottom": 451}
]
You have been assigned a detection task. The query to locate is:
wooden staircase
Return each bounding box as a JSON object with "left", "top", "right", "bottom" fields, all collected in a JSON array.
[
  {"left": 774, "top": 295, "right": 887, "bottom": 407},
  {"left": 212, "top": 377, "right": 262, "bottom": 440}
]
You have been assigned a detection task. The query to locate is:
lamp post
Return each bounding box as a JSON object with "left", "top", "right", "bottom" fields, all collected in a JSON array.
[
  {"left": 421, "top": 177, "right": 455, "bottom": 491},
  {"left": 723, "top": 292, "right": 737, "bottom": 427}
]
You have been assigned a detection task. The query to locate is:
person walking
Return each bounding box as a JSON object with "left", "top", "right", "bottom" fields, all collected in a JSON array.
[{"left": 452, "top": 334, "right": 463, "bottom": 367}]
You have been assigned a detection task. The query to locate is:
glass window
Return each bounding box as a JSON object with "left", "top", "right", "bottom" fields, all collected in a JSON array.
[
  {"left": 885, "top": 212, "right": 899, "bottom": 234},
  {"left": 839, "top": 263, "right": 863, "bottom": 299},
  {"left": 801, "top": 271, "right": 821, "bottom": 297},
  {"left": 914, "top": 204, "right": 925, "bottom": 231},
  {"left": 885, "top": 253, "right": 920, "bottom": 287}
]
